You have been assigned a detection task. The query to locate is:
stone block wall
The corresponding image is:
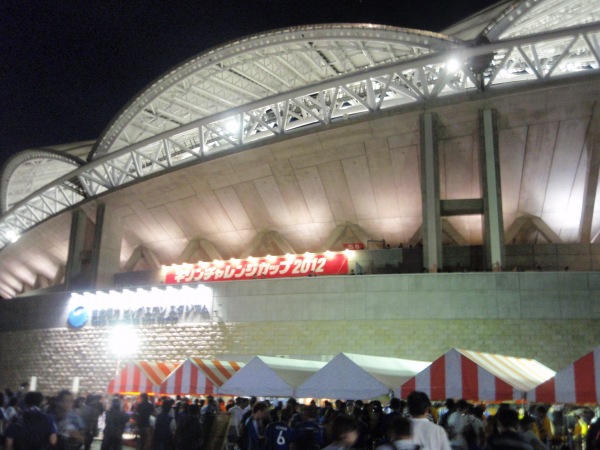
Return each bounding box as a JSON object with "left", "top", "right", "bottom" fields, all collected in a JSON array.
[
  {"left": 0, "top": 319, "right": 598, "bottom": 395},
  {"left": 1, "top": 271, "right": 599, "bottom": 396}
]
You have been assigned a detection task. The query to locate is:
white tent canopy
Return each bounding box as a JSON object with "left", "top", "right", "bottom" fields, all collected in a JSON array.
[
  {"left": 218, "top": 355, "right": 326, "bottom": 397},
  {"left": 295, "top": 353, "right": 431, "bottom": 400}
]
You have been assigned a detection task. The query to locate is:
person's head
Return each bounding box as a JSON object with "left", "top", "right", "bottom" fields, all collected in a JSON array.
[
  {"left": 24, "top": 391, "right": 44, "bottom": 408},
  {"left": 387, "top": 416, "right": 412, "bottom": 442},
  {"left": 189, "top": 404, "right": 200, "bottom": 416},
  {"left": 111, "top": 398, "right": 122, "bottom": 411},
  {"left": 536, "top": 406, "right": 548, "bottom": 417},
  {"left": 252, "top": 401, "right": 269, "bottom": 419},
  {"left": 330, "top": 414, "right": 359, "bottom": 446},
  {"left": 141, "top": 393, "right": 149, "bottom": 402},
  {"left": 304, "top": 404, "right": 318, "bottom": 420},
  {"left": 162, "top": 399, "right": 173, "bottom": 414},
  {"left": 473, "top": 405, "right": 485, "bottom": 420},
  {"left": 495, "top": 408, "right": 519, "bottom": 432},
  {"left": 407, "top": 391, "right": 430, "bottom": 417},
  {"left": 281, "top": 407, "right": 292, "bottom": 424},
  {"left": 456, "top": 399, "right": 469, "bottom": 412},
  {"left": 389, "top": 397, "right": 401, "bottom": 412},
  {"left": 57, "top": 390, "right": 74, "bottom": 411},
  {"left": 347, "top": 400, "right": 355, "bottom": 415},
  {"left": 445, "top": 398, "right": 456, "bottom": 411}
]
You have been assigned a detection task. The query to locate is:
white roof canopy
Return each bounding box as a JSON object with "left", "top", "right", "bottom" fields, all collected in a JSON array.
[
  {"left": 295, "top": 353, "right": 431, "bottom": 400},
  {"left": 218, "top": 355, "right": 326, "bottom": 397}
]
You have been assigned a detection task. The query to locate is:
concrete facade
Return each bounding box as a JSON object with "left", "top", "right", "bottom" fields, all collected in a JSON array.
[{"left": 0, "top": 76, "right": 599, "bottom": 297}]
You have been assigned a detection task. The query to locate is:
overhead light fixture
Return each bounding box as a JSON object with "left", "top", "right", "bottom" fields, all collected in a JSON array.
[{"left": 5, "top": 230, "right": 19, "bottom": 243}]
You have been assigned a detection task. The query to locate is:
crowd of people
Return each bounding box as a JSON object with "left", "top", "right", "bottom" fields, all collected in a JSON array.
[{"left": 0, "top": 388, "right": 598, "bottom": 450}]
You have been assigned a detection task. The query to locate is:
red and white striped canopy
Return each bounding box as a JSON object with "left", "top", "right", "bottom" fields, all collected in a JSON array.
[
  {"left": 527, "top": 347, "right": 600, "bottom": 404},
  {"left": 400, "top": 348, "right": 555, "bottom": 401},
  {"left": 155, "top": 358, "right": 243, "bottom": 395},
  {"left": 107, "top": 361, "right": 180, "bottom": 394}
]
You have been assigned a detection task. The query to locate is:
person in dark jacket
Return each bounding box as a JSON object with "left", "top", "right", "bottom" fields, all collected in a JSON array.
[
  {"left": 152, "top": 400, "right": 176, "bottom": 450},
  {"left": 176, "top": 404, "right": 201, "bottom": 450},
  {"left": 485, "top": 408, "right": 532, "bottom": 450},
  {"left": 101, "top": 399, "right": 130, "bottom": 450}
]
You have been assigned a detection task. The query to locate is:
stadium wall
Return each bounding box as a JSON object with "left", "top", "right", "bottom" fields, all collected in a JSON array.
[{"left": 0, "top": 271, "right": 599, "bottom": 394}]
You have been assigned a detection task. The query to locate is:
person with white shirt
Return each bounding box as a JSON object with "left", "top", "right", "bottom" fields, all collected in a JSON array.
[{"left": 407, "top": 391, "right": 451, "bottom": 450}]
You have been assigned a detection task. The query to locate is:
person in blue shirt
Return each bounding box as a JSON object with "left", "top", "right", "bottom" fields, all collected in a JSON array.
[
  {"left": 5, "top": 391, "right": 58, "bottom": 450},
  {"left": 265, "top": 408, "right": 295, "bottom": 450},
  {"left": 291, "top": 404, "right": 324, "bottom": 450},
  {"left": 245, "top": 402, "right": 269, "bottom": 450}
]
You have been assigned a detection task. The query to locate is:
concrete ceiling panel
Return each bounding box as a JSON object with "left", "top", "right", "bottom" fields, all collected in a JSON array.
[
  {"left": 390, "top": 145, "right": 422, "bottom": 213},
  {"left": 499, "top": 127, "right": 527, "bottom": 214},
  {"left": 253, "top": 176, "right": 293, "bottom": 227},
  {"left": 318, "top": 160, "right": 357, "bottom": 222},
  {"left": 148, "top": 205, "right": 186, "bottom": 241},
  {"left": 268, "top": 134, "right": 323, "bottom": 161},
  {"left": 270, "top": 160, "right": 313, "bottom": 225},
  {"left": 189, "top": 181, "right": 237, "bottom": 233},
  {"left": 235, "top": 180, "right": 276, "bottom": 230},
  {"left": 289, "top": 142, "right": 365, "bottom": 170},
  {"left": 342, "top": 156, "right": 379, "bottom": 221},
  {"left": 214, "top": 186, "right": 254, "bottom": 231},
  {"left": 365, "top": 144, "right": 401, "bottom": 219},
  {"left": 294, "top": 166, "right": 335, "bottom": 223},
  {"left": 519, "top": 122, "right": 559, "bottom": 216},
  {"left": 316, "top": 121, "right": 373, "bottom": 151},
  {"left": 543, "top": 119, "right": 588, "bottom": 213},
  {"left": 165, "top": 196, "right": 218, "bottom": 236}
]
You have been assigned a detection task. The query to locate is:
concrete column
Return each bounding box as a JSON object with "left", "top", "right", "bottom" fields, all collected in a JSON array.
[
  {"left": 420, "top": 112, "right": 442, "bottom": 272},
  {"left": 580, "top": 103, "right": 600, "bottom": 243},
  {"left": 480, "top": 109, "right": 505, "bottom": 270},
  {"left": 90, "top": 203, "right": 123, "bottom": 289},
  {"left": 65, "top": 209, "right": 95, "bottom": 290}
]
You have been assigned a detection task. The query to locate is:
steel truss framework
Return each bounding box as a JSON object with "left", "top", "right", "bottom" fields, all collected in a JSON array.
[{"left": 0, "top": 22, "right": 599, "bottom": 249}]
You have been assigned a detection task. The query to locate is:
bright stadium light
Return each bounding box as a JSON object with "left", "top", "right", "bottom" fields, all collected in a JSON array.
[
  {"left": 446, "top": 59, "right": 460, "bottom": 73},
  {"left": 5, "top": 230, "right": 19, "bottom": 243},
  {"left": 110, "top": 325, "right": 138, "bottom": 356},
  {"left": 110, "top": 325, "right": 139, "bottom": 376},
  {"left": 224, "top": 118, "right": 240, "bottom": 135}
]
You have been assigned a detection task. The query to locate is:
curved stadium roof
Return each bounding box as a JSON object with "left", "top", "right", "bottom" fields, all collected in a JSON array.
[
  {"left": 91, "top": 24, "right": 459, "bottom": 158},
  {"left": 0, "top": 0, "right": 599, "bottom": 298}
]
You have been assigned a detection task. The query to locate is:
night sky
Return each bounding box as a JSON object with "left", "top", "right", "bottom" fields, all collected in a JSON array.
[{"left": 0, "top": 0, "right": 500, "bottom": 165}]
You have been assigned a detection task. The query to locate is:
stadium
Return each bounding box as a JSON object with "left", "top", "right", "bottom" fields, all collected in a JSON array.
[{"left": 1, "top": 0, "right": 600, "bottom": 393}]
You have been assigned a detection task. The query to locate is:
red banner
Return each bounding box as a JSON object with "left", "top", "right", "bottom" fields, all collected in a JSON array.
[{"left": 164, "top": 253, "right": 348, "bottom": 284}]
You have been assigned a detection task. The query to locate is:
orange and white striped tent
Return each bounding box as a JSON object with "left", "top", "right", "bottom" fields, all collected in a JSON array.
[
  {"left": 527, "top": 347, "right": 600, "bottom": 404},
  {"left": 400, "top": 348, "right": 555, "bottom": 401},
  {"left": 107, "top": 361, "right": 180, "bottom": 395},
  {"left": 155, "top": 358, "right": 244, "bottom": 395}
]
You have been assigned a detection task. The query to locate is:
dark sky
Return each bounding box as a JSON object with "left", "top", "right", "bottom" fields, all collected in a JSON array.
[{"left": 0, "top": 0, "right": 500, "bottom": 165}]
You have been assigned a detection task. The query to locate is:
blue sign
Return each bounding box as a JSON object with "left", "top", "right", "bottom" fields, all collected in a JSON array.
[{"left": 67, "top": 306, "right": 89, "bottom": 328}]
